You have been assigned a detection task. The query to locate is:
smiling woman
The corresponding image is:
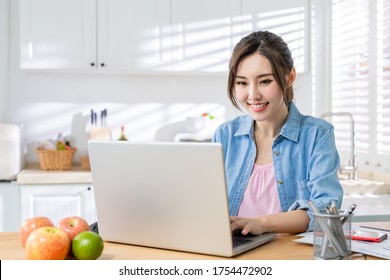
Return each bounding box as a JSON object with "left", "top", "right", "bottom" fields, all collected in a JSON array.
[{"left": 213, "top": 30, "right": 343, "bottom": 236}]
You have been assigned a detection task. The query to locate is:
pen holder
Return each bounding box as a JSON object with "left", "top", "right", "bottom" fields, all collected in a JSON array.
[{"left": 313, "top": 212, "right": 352, "bottom": 260}]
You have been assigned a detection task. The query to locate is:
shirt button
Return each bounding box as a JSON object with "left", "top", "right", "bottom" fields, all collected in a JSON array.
[
  {"left": 277, "top": 180, "right": 283, "bottom": 185},
  {"left": 274, "top": 151, "right": 279, "bottom": 157}
]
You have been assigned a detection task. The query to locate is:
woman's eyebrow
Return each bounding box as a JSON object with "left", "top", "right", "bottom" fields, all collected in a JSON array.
[{"left": 235, "top": 73, "right": 274, "bottom": 79}]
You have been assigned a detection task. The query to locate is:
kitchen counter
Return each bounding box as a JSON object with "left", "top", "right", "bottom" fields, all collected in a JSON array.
[
  {"left": 16, "top": 163, "right": 92, "bottom": 185},
  {"left": 0, "top": 225, "right": 387, "bottom": 260}
]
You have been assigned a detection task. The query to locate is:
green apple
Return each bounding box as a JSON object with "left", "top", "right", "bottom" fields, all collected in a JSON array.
[{"left": 72, "top": 231, "right": 104, "bottom": 260}]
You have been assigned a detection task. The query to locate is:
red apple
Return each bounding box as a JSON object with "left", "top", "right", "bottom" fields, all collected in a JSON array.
[
  {"left": 57, "top": 216, "right": 90, "bottom": 241},
  {"left": 25, "top": 226, "right": 71, "bottom": 260},
  {"left": 19, "top": 217, "right": 54, "bottom": 248}
]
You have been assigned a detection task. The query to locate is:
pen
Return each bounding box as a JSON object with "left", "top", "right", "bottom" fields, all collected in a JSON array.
[
  {"left": 342, "top": 203, "right": 356, "bottom": 215},
  {"left": 359, "top": 226, "right": 390, "bottom": 232},
  {"left": 341, "top": 203, "right": 356, "bottom": 225},
  {"left": 328, "top": 201, "right": 349, "bottom": 254}
]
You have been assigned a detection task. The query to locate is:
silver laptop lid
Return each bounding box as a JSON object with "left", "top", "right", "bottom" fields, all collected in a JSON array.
[{"left": 88, "top": 141, "right": 235, "bottom": 256}]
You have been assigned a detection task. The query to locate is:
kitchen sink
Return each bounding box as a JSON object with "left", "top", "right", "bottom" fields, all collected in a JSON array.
[
  {"left": 340, "top": 178, "right": 390, "bottom": 222},
  {"left": 340, "top": 178, "right": 390, "bottom": 195}
]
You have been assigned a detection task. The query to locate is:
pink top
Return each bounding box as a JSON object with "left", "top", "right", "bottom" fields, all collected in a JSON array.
[{"left": 237, "top": 162, "right": 282, "bottom": 218}]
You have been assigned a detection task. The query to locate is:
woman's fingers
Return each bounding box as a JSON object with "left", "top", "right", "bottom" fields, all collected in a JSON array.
[
  {"left": 230, "top": 216, "right": 264, "bottom": 235},
  {"left": 230, "top": 216, "right": 251, "bottom": 234}
]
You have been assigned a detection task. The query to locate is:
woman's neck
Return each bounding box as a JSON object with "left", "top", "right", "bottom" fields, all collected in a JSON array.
[{"left": 254, "top": 105, "right": 288, "bottom": 139}]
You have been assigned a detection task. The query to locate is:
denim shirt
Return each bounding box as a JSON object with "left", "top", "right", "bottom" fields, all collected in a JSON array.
[{"left": 212, "top": 102, "right": 343, "bottom": 231}]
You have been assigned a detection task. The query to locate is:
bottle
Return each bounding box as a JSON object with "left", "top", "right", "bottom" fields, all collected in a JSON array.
[{"left": 118, "top": 126, "right": 128, "bottom": 141}]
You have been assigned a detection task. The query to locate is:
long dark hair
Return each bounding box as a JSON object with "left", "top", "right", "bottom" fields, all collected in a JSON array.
[{"left": 227, "top": 31, "right": 295, "bottom": 110}]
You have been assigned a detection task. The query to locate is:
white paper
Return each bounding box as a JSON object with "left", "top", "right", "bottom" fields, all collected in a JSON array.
[{"left": 294, "top": 226, "right": 390, "bottom": 259}]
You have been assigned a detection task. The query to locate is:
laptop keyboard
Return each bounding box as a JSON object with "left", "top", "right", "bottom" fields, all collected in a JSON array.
[{"left": 232, "top": 234, "right": 252, "bottom": 248}]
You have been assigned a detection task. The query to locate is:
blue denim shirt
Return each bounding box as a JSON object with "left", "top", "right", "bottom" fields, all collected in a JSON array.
[{"left": 212, "top": 102, "right": 343, "bottom": 231}]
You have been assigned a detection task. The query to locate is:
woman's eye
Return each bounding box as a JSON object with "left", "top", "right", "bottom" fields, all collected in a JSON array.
[
  {"left": 260, "top": 79, "right": 272, "bottom": 85},
  {"left": 235, "top": 81, "right": 247, "bottom": 86}
]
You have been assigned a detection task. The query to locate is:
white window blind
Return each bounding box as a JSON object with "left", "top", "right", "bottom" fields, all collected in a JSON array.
[
  {"left": 377, "top": 0, "right": 390, "bottom": 155},
  {"left": 330, "top": 0, "right": 370, "bottom": 167},
  {"left": 330, "top": 0, "right": 390, "bottom": 172}
]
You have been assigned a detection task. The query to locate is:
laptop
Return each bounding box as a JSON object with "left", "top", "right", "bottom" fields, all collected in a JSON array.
[{"left": 88, "top": 141, "right": 276, "bottom": 257}]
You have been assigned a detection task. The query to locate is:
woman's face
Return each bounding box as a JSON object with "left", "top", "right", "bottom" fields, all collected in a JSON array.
[{"left": 234, "top": 53, "right": 287, "bottom": 122}]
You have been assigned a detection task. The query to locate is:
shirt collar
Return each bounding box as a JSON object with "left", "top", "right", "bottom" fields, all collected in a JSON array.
[
  {"left": 234, "top": 102, "right": 301, "bottom": 142},
  {"left": 280, "top": 102, "right": 301, "bottom": 142}
]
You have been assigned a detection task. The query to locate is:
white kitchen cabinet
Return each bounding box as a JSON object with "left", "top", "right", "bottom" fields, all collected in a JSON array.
[
  {"left": 20, "top": 0, "right": 171, "bottom": 71},
  {"left": 20, "top": 0, "right": 97, "bottom": 70},
  {"left": 98, "top": 0, "right": 171, "bottom": 72},
  {"left": 20, "top": 184, "right": 97, "bottom": 226},
  {"left": 19, "top": 0, "right": 240, "bottom": 73},
  {"left": 0, "top": 182, "right": 20, "bottom": 232},
  {"left": 19, "top": 0, "right": 309, "bottom": 73}
]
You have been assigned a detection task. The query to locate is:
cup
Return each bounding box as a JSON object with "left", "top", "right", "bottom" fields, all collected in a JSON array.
[{"left": 313, "top": 212, "right": 352, "bottom": 260}]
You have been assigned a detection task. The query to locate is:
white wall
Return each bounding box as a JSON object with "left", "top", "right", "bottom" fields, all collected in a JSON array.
[
  {"left": 5, "top": 0, "right": 314, "bottom": 164},
  {"left": 0, "top": 0, "right": 9, "bottom": 122}
]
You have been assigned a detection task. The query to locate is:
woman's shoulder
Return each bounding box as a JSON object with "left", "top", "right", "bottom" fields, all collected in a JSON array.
[
  {"left": 289, "top": 102, "right": 333, "bottom": 131},
  {"left": 215, "top": 114, "right": 251, "bottom": 132},
  {"left": 213, "top": 114, "right": 252, "bottom": 142},
  {"left": 285, "top": 102, "right": 334, "bottom": 141},
  {"left": 300, "top": 114, "right": 334, "bottom": 131},
  {"left": 298, "top": 114, "right": 335, "bottom": 143}
]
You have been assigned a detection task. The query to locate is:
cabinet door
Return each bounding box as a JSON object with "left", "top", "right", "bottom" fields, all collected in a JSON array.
[
  {"left": 20, "top": 185, "right": 97, "bottom": 225},
  {"left": 98, "top": 0, "right": 171, "bottom": 72},
  {"left": 170, "top": 0, "right": 241, "bottom": 72},
  {"left": 20, "top": 0, "right": 97, "bottom": 70},
  {"left": 0, "top": 182, "right": 20, "bottom": 232}
]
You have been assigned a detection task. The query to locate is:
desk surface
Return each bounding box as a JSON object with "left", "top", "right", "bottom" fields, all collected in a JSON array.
[
  {"left": 0, "top": 232, "right": 313, "bottom": 260},
  {"left": 2, "top": 223, "right": 389, "bottom": 260}
]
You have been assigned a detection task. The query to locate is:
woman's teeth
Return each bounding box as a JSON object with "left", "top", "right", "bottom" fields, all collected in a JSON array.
[{"left": 250, "top": 102, "right": 269, "bottom": 109}]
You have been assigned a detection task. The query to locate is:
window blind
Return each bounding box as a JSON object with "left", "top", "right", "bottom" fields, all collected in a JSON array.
[
  {"left": 377, "top": 0, "right": 390, "bottom": 155},
  {"left": 330, "top": 0, "right": 390, "bottom": 171},
  {"left": 330, "top": 0, "right": 370, "bottom": 166}
]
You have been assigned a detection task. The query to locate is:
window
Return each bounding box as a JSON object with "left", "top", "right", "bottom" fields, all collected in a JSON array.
[
  {"left": 377, "top": 0, "right": 390, "bottom": 155},
  {"left": 330, "top": 0, "right": 390, "bottom": 173}
]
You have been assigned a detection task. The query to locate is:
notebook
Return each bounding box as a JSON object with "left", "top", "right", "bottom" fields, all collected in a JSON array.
[{"left": 88, "top": 141, "right": 276, "bottom": 257}]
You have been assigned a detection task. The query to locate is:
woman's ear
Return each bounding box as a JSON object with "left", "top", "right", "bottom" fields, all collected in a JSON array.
[{"left": 287, "top": 67, "right": 296, "bottom": 87}]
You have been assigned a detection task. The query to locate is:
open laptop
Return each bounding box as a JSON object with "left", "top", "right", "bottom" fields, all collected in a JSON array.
[{"left": 88, "top": 141, "right": 276, "bottom": 257}]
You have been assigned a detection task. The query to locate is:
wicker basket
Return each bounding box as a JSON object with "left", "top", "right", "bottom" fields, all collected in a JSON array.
[
  {"left": 80, "top": 156, "right": 91, "bottom": 171},
  {"left": 37, "top": 148, "right": 76, "bottom": 170}
]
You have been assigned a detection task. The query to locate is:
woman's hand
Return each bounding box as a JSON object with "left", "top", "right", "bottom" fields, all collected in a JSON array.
[
  {"left": 230, "top": 210, "right": 310, "bottom": 235},
  {"left": 230, "top": 216, "right": 265, "bottom": 235}
]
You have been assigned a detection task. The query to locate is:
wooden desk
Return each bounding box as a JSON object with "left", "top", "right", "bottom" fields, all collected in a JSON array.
[{"left": 0, "top": 225, "right": 387, "bottom": 260}]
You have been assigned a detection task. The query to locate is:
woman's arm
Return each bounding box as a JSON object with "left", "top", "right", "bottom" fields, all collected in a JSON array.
[{"left": 230, "top": 209, "right": 310, "bottom": 235}]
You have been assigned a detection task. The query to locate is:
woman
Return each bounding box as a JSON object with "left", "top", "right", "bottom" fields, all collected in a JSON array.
[{"left": 212, "top": 30, "right": 343, "bottom": 235}]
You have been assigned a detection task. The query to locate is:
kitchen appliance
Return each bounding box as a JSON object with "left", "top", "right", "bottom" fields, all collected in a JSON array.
[{"left": 0, "top": 123, "right": 24, "bottom": 180}]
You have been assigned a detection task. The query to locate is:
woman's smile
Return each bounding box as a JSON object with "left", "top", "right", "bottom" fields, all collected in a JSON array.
[{"left": 248, "top": 101, "right": 270, "bottom": 112}]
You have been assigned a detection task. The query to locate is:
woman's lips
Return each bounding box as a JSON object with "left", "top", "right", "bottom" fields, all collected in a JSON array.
[{"left": 249, "top": 102, "right": 269, "bottom": 112}]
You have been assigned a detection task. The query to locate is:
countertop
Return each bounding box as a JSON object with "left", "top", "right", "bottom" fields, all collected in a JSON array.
[
  {"left": 2, "top": 221, "right": 389, "bottom": 260},
  {"left": 0, "top": 230, "right": 384, "bottom": 260},
  {"left": 16, "top": 163, "right": 92, "bottom": 185}
]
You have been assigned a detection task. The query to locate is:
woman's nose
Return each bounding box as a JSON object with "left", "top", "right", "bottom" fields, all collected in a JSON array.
[{"left": 248, "top": 83, "right": 260, "bottom": 98}]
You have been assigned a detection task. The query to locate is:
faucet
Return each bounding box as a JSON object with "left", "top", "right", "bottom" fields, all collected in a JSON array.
[{"left": 320, "top": 112, "right": 357, "bottom": 180}]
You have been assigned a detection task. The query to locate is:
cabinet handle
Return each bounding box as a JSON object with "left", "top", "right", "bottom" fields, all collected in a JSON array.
[
  {"left": 90, "top": 62, "right": 95, "bottom": 67},
  {"left": 100, "top": 63, "right": 105, "bottom": 67}
]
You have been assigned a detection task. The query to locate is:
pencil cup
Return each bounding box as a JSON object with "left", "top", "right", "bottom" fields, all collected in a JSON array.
[{"left": 313, "top": 212, "right": 352, "bottom": 260}]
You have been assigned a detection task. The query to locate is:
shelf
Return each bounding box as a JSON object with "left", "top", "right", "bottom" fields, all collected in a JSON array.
[{"left": 17, "top": 164, "right": 92, "bottom": 185}]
